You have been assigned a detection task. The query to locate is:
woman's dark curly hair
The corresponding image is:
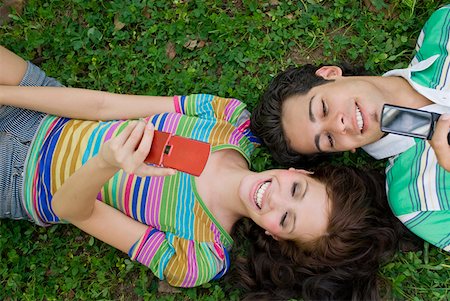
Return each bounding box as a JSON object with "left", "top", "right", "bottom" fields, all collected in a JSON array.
[
  {"left": 250, "top": 64, "right": 369, "bottom": 167},
  {"left": 228, "top": 165, "right": 412, "bottom": 301}
]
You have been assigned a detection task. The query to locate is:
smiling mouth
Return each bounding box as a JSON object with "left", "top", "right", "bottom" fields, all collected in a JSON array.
[
  {"left": 355, "top": 105, "right": 364, "bottom": 132},
  {"left": 254, "top": 181, "right": 270, "bottom": 209}
]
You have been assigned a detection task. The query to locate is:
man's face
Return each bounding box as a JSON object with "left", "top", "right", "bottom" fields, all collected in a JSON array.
[{"left": 282, "top": 70, "right": 386, "bottom": 154}]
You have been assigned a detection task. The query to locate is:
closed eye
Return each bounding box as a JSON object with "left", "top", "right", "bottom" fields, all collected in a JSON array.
[
  {"left": 291, "top": 183, "right": 298, "bottom": 197},
  {"left": 321, "top": 100, "right": 334, "bottom": 148},
  {"left": 280, "top": 212, "right": 288, "bottom": 227},
  {"left": 322, "top": 99, "right": 328, "bottom": 116},
  {"left": 327, "top": 133, "right": 334, "bottom": 148}
]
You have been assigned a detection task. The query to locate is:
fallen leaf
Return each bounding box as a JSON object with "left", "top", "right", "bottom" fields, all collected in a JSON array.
[
  {"left": 166, "top": 42, "right": 176, "bottom": 59},
  {"left": 142, "top": 6, "right": 151, "bottom": 19},
  {"left": 0, "top": 0, "right": 25, "bottom": 25},
  {"left": 183, "top": 39, "right": 198, "bottom": 50},
  {"left": 114, "top": 14, "right": 125, "bottom": 31},
  {"left": 284, "top": 13, "right": 294, "bottom": 19}
]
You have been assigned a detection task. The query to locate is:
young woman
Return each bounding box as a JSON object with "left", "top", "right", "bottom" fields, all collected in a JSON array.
[{"left": 1, "top": 46, "right": 404, "bottom": 300}]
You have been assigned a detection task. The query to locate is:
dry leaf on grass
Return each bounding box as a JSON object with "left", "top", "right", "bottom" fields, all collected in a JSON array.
[
  {"left": 166, "top": 42, "right": 176, "bottom": 59},
  {"left": 114, "top": 14, "right": 125, "bottom": 31},
  {"left": 183, "top": 38, "right": 207, "bottom": 50}
]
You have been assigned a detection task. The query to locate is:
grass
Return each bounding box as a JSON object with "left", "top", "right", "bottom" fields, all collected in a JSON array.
[{"left": 1, "top": 0, "right": 449, "bottom": 300}]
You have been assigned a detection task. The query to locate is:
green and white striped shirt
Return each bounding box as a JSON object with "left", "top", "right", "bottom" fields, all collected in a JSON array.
[{"left": 385, "top": 5, "right": 450, "bottom": 252}]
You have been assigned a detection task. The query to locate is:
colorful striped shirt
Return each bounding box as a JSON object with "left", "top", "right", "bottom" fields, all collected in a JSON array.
[
  {"left": 22, "top": 94, "right": 260, "bottom": 286},
  {"left": 385, "top": 6, "right": 450, "bottom": 252}
]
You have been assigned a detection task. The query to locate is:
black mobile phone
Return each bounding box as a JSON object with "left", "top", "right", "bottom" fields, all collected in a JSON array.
[{"left": 381, "top": 104, "right": 450, "bottom": 144}]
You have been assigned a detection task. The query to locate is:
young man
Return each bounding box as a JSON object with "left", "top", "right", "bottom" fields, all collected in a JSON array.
[{"left": 251, "top": 5, "right": 450, "bottom": 251}]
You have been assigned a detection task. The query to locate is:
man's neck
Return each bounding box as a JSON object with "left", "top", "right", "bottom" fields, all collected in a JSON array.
[{"left": 375, "top": 76, "right": 432, "bottom": 108}]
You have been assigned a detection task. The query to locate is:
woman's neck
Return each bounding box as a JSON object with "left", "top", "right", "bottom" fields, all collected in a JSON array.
[{"left": 195, "top": 149, "right": 253, "bottom": 233}]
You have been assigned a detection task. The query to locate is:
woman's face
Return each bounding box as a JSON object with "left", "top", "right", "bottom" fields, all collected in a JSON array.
[{"left": 238, "top": 168, "right": 330, "bottom": 243}]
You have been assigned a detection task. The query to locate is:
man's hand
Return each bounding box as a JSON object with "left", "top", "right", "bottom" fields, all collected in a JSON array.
[{"left": 429, "top": 114, "right": 450, "bottom": 172}]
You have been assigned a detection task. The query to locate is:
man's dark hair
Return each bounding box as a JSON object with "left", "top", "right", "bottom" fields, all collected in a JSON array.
[{"left": 251, "top": 63, "right": 367, "bottom": 167}]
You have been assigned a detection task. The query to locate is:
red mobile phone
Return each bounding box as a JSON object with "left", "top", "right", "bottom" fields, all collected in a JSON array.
[{"left": 144, "top": 130, "right": 211, "bottom": 176}]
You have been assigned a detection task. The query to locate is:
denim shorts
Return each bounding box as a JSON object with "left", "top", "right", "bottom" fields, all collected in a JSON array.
[{"left": 0, "top": 62, "right": 62, "bottom": 220}]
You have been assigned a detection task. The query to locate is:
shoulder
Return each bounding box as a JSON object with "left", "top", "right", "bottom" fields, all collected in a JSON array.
[
  {"left": 410, "top": 6, "right": 450, "bottom": 90},
  {"left": 179, "top": 94, "right": 247, "bottom": 106},
  {"left": 426, "top": 5, "right": 450, "bottom": 24},
  {"left": 417, "top": 5, "right": 450, "bottom": 48},
  {"left": 386, "top": 140, "right": 450, "bottom": 216}
]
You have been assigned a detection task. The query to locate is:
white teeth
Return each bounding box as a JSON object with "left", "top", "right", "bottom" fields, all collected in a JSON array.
[
  {"left": 356, "top": 106, "right": 364, "bottom": 131},
  {"left": 255, "top": 182, "right": 270, "bottom": 209}
]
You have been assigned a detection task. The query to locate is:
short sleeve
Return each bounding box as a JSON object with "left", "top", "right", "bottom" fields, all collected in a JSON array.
[
  {"left": 396, "top": 211, "right": 450, "bottom": 252},
  {"left": 173, "top": 94, "right": 250, "bottom": 127},
  {"left": 386, "top": 140, "right": 450, "bottom": 252},
  {"left": 411, "top": 5, "right": 450, "bottom": 89},
  {"left": 128, "top": 227, "right": 230, "bottom": 287}
]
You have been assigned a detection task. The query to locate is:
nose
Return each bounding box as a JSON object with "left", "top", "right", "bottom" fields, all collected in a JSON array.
[
  {"left": 331, "top": 112, "right": 347, "bottom": 135},
  {"left": 268, "top": 191, "right": 293, "bottom": 211},
  {"left": 268, "top": 194, "right": 281, "bottom": 210},
  {"left": 323, "top": 111, "right": 347, "bottom": 136}
]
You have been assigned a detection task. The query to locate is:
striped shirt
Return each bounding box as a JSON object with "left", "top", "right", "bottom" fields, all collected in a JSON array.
[
  {"left": 385, "top": 6, "right": 450, "bottom": 252},
  {"left": 22, "top": 94, "right": 259, "bottom": 286}
]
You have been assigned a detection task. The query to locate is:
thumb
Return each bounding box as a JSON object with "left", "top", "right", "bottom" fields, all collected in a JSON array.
[
  {"left": 429, "top": 114, "right": 450, "bottom": 172},
  {"left": 433, "top": 114, "right": 450, "bottom": 145},
  {"left": 133, "top": 164, "right": 177, "bottom": 177}
]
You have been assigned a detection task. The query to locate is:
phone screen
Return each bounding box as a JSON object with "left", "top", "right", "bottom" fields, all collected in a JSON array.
[{"left": 381, "top": 105, "right": 433, "bottom": 139}]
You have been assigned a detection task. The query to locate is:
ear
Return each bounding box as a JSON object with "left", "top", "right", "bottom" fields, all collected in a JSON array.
[
  {"left": 265, "top": 230, "right": 280, "bottom": 241},
  {"left": 289, "top": 167, "right": 313, "bottom": 175},
  {"left": 315, "top": 66, "right": 343, "bottom": 80}
]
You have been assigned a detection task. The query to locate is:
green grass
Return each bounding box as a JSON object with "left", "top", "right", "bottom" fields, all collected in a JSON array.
[{"left": 1, "top": 0, "right": 449, "bottom": 300}]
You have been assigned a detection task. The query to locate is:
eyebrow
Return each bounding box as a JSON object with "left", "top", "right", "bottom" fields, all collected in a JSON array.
[
  {"left": 302, "top": 180, "right": 309, "bottom": 200},
  {"left": 308, "top": 96, "right": 316, "bottom": 122},
  {"left": 309, "top": 96, "right": 322, "bottom": 152},
  {"left": 289, "top": 181, "right": 309, "bottom": 234},
  {"left": 289, "top": 216, "right": 296, "bottom": 234}
]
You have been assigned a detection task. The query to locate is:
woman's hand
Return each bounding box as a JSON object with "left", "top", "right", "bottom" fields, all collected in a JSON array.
[
  {"left": 99, "top": 120, "right": 176, "bottom": 177},
  {"left": 429, "top": 114, "right": 450, "bottom": 172}
]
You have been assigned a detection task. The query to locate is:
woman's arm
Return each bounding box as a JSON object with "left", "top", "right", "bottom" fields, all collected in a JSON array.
[
  {"left": 0, "top": 85, "right": 175, "bottom": 120},
  {"left": 0, "top": 46, "right": 28, "bottom": 85},
  {"left": 52, "top": 121, "right": 228, "bottom": 286},
  {"left": 0, "top": 45, "right": 175, "bottom": 120},
  {"left": 52, "top": 121, "right": 175, "bottom": 250}
]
